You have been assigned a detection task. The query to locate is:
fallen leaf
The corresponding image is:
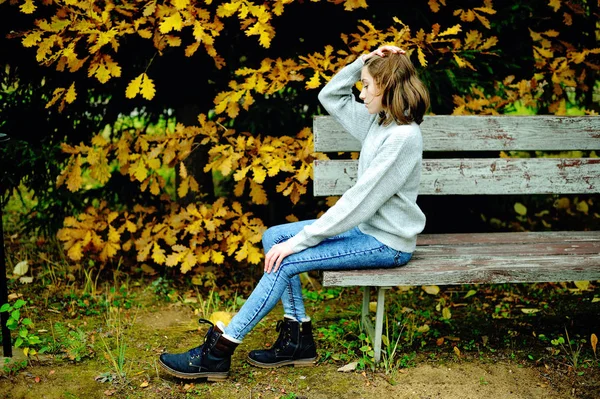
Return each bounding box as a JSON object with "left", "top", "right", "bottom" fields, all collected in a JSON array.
[
  {"left": 574, "top": 281, "right": 590, "bottom": 291},
  {"left": 338, "top": 361, "right": 358, "bottom": 372},
  {"left": 591, "top": 333, "right": 597, "bottom": 356},
  {"left": 368, "top": 301, "right": 377, "bottom": 312},
  {"left": 209, "top": 311, "right": 233, "bottom": 326},
  {"left": 13, "top": 260, "right": 28, "bottom": 276},
  {"left": 442, "top": 307, "right": 452, "bottom": 319},
  {"left": 19, "top": 276, "right": 34, "bottom": 284},
  {"left": 422, "top": 285, "right": 440, "bottom": 295},
  {"left": 592, "top": 297, "right": 600, "bottom": 303},
  {"left": 140, "top": 380, "right": 149, "bottom": 388},
  {"left": 464, "top": 289, "right": 477, "bottom": 298},
  {"left": 453, "top": 346, "right": 461, "bottom": 358},
  {"left": 417, "top": 324, "right": 430, "bottom": 333},
  {"left": 521, "top": 308, "right": 540, "bottom": 314}
]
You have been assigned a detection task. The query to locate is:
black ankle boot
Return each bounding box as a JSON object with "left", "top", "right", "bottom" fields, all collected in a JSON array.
[
  {"left": 247, "top": 317, "right": 317, "bottom": 368},
  {"left": 159, "top": 319, "right": 239, "bottom": 381}
]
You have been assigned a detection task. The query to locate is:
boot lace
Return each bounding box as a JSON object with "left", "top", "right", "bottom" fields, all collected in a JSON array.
[
  {"left": 189, "top": 319, "right": 215, "bottom": 359},
  {"left": 275, "top": 320, "right": 292, "bottom": 351}
]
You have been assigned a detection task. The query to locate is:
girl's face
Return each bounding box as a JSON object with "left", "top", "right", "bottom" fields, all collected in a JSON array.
[{"left": 359, "top": 68, "right": 384, "bottom": 114}]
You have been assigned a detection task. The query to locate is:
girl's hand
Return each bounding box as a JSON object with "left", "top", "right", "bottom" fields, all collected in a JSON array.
[
  {"left": 264, "top": 241, "right": 294, "bottom": 274},
  {"left": 362, "top": 45, "right": 405, "bottom": 62}
]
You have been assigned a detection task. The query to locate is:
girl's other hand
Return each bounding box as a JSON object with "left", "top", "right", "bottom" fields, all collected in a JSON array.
[{"left": 362, "top": 45, "right": 405, "bottom": 62}]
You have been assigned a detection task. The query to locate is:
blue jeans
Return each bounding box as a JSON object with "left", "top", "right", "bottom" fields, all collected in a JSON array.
[{"left": 222, "top": 220, "right": 412, "bottom": 341}]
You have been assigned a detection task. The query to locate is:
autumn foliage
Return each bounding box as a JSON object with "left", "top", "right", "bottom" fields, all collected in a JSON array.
[{"left": 1, "top": 0, "right": 598, "bottom": 277}]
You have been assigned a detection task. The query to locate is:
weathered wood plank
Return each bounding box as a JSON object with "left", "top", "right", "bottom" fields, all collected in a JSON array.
[
  {"left": 313, "top": 158, "right": 600, "bottom": 196},
  {"left": 416, "top": 231, "right": 600, "bottom": 245},
  {"left": 322, "top": 255, "right": 600, "bottom": 286},
  {"left": 313, "top": 115, "right": 600, "bottom": 152},
  {"left": 414, "top": 242, "right": 599, "bottom": 257},
  {"left": 323, "top": 231, "right": 600, "bottom": 286}
]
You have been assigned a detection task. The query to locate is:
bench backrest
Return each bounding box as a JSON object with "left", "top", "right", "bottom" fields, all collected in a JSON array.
[{"left": 313, "top": 115, "right": 600, "bottom": 196}]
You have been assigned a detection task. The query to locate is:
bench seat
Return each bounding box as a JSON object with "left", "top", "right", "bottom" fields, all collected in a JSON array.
[{"left": 323, "top": 231, "right": 600, "bottom": 287}]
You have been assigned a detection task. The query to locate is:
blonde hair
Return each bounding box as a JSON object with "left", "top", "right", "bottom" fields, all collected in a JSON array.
[{"left": 364, "top": 52, "right": 430, "bottom": 125}]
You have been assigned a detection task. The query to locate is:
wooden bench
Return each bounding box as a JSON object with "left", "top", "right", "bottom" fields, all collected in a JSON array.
[{"left": 313, "top": 115, "right": 600, "bottom": 363}]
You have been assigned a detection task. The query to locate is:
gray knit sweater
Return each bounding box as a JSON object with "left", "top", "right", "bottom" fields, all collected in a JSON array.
[{"left": 285, "top": 57, "right": 426, "bottom": 254}]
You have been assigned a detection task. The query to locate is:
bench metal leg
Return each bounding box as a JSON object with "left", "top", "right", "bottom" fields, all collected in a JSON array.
[{"left": 361, "top": 286, "right": 391, "bottom": 364}]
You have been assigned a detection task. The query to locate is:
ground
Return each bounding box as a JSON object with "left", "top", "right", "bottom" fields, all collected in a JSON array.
[{"left": 0, "top": 278, "right": 598, "bottom": 399}]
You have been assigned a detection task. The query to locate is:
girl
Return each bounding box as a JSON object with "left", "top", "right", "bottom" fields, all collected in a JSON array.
[{"left": 159, "top": 44, "right": 430, "bottom": 380}]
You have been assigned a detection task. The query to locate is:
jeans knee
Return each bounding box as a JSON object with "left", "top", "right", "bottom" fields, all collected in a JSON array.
[{"left": 262, "top": 225, "right": 288, "bottom": 251}]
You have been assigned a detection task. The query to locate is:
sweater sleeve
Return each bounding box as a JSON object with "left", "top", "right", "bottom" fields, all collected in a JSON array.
[
  {"left": 285, "top": 130, "right": 420, "bottom": 253},
  {"left": 317, "top": 57, "right": 374, "bottom": 144}
]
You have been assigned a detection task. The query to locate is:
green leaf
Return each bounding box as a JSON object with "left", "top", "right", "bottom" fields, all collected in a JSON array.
[
  {"left": 381, "top": 334, "right": 389, "bottom": 347},
  {"left": 0, "top": 303, "right": 10, "bottom": 312},
  {"left": 6, "top": 318, "right": 17, "bottom": 330},
  {"left": 15, "top": 337, "right": 23, "bottom": 348},
  {"left": 14, "top": 299, "right": 26, "bottom": 309},
  {"left": 11, "top": 310, "right": 20, "bottom": 321},
  {"left": 22, "top": 318, "right": 33, "bottom": 326},
  {"left": 19, "top": 328, "right": 28, "bottom": 338},
  {"left": 514, "top": 202, "right": 527, "bottom": 216},
  {"left": 464, "top": 289, "right": 477, "bottom": 298},
  {"left": 29, "top": 336, "right": 41, "bottom": 345}
]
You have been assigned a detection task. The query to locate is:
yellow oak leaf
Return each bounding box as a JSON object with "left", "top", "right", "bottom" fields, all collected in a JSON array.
[
  {"left": 165, "top": 35, "right": 182, "bottom": 47},
  {"left": 143, "top": 1, "right": 156, "bottom": 16},
  {"left": 100, "top": 241, "right": 120, "bottom": 261},
  {"left": 152, "top": 242, "right": 166, "bottom": 264},
  {"left": 439, "top": 24, "right": 462, "bottom": 36},
  {"left": 181, "top": 251, "right": 197, "bottom": 273},
  {"left": 140, "top": 73, "right": 156, "bottom": 100},
  {"left": 417, "top": 47, "right": 428, "bottom": 67},
  {"left": 132, "top": 159, "right": 148, "bottom": 182},
  {"left": 235, "top": 241, "right": 249, "bottom": 262},
  {"left": 453, "top": 54, "right": 467, "bottom": 68},
  {"left": 247, "top": 245, "right": 262, "bottom": 264},
  {"left": 65, "top": 83, "right": 77, "bottom": 104},
  {"left": 185, "top": 42, "right": 200, "bottom": 57},
  {"left": 249, "top": 180, "right": 267, "bottom": 205},
  {"left": 211, "top": 250, "right": 224, "bottom": 264},
  {"left": 342, "top": 0, "right": 368, "bottom": 11},
  {"left": 172, "top": 0, "right": 190, "bottom": 9},
  {"left": 66, "top": 156, "right": 84, "bottom": 192},
  {"left": 428, "top": 0, "right": 442, "bottom": 12},
  {"left": 107, "top": 211, "right": 119, "bottom": 224},
  {"left": 22, "top": 31, "right": 43, "bottom": 47},
  {"left": 67, "top": 241, "right": 83, "bottom": 261},
  {"left": 534, "top": 46, "right": 553, "bottom": 59},
  {"left": 19, "top": 0, "right": 36, "bottom": 14},
  {"left": 306, "top": 71, "right": 321, "bottom": 89},
  {"left": 159, "top": 12, "right": 183, "bottom": 34},
  {"left": 251, "top": 165, "right": 267, "bottom": 184},
  {"left": 108, "top": 225, "right": 120, "bottom": 243},
  {"left": 125, "top": 220, "right": 137, "bottom": 233},
  {"left": 178, "top": 177, "right": 189, "bottom": 198},
  {"left": 46, "top": 87, "right": 65, "bottom": 109},
  {"left": 548, "top": 0, "right": 561, "bottom": 12}
]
